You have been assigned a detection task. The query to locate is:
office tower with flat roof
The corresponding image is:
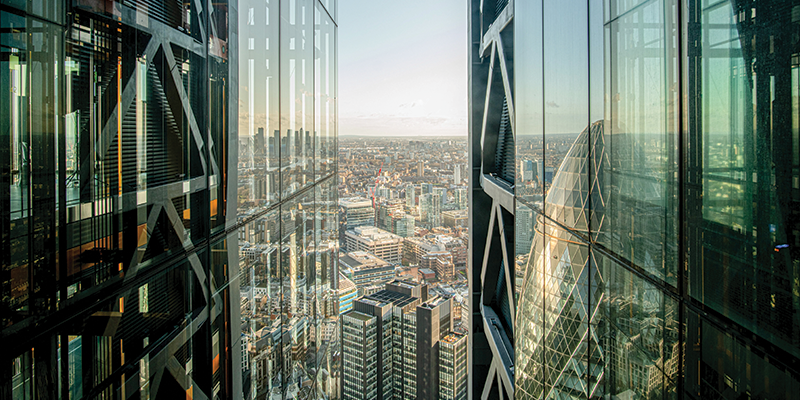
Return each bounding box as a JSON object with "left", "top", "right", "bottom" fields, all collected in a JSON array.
[
  {"left": 439, "top": 332, "right": 468, "bottom": 400},
  {"left": 392, "top": 213, "right": 416, "bottom": 238},
  {"left": 341, "top": 311, "right": 379, "bottom": 400},
  {"left": 0, "top": 0, "right": 244, "bottom": 397},
  {"left": 470, "top": 0, "right": 800, "bottom": 399},
  {"left": 454, "top": 187, "right": 468, "bottom": 210},
  {"left": 416, "top": 296, "right": 455, "bottom": 399}
]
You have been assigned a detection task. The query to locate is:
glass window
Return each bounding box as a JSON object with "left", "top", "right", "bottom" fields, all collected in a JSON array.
[
  {"left": 281, "top": 0, "right": 316, "bottom": 198},
  {"left": 600, "top": 0, "right": 679, "bottom": 286},
  {"left": 239, "top": 0, "right": 281, "bottom": 215}
]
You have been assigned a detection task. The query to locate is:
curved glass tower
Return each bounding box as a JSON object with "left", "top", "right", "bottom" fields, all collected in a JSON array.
[{"left": 516, "top": 121, "right": 606, "bottom": 399}]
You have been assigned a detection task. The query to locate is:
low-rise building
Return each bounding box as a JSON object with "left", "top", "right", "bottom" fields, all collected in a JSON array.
[
  {"left": 345, "top": 226, "right": 403, "bottom": 264},
  {"left": 340, "top": 251, "right": 396, "bottom": 289}
]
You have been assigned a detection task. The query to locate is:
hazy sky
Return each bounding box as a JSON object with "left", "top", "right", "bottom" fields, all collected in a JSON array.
[{"left": 338, "top": 0, "right": 467, "bottom": 137}]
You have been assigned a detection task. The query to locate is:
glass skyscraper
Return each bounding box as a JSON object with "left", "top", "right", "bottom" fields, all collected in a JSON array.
[
  {"left": 2, "top": 0, "right": 337, "bottom": 399},
  {"left": 470, "top": 0, "right": 800, "bottom": 399}
]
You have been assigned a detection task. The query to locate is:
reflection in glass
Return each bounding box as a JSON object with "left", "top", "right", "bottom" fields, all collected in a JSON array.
[{"left": 513, "top": 0, "right": 800, "bottom": 399}]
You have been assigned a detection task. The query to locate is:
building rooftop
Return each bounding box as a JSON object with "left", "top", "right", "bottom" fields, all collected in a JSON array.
[
  {"left": 442, "top": 209, "right": 468, "bottom": 218},
  {"left": 349, "top": 226, "right": 402, "bottom": 242},
  {"left": 339, "top": 197, "right": 373, "bottom": 208},
  {"left": 419, "top": 295, "right": 448, "bottom": 310},
  {"left": 440, "top": 331, "right": 467, "bottom": 345},
  {"left": 340, "top": 251, "right": 390, "bottom": 270},
  {"left": 343, "top": 311, "right": 375, "bottom": 323},
  {"left": 365, "top": 289, "right": 418, "bottom": 309},
  {"left": 387, "top": 279, "right": 419, "bottom": 290},
  {"left": 339, "top": 272, "right": 356, "bottom": 292}
]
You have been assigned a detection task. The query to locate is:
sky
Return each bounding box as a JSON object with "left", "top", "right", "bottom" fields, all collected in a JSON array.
[{"left": 338, "top": 0, "right": 467, "bottom": 137}]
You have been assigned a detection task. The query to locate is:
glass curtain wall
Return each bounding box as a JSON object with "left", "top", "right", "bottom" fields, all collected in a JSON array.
[
  {"left": 237, "top": 0, "right": 339, "bottom": 399},
  {"left": 513, "top": 0, "right": 800, "bottom": 399},
  {"left": 1, "top": 0, "right": 337, "bottom": 399},
  {"left": 1, "top": 0, "right": 240, "bottom": 398}
]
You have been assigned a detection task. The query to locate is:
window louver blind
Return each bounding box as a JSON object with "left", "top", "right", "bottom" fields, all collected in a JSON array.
[
  {"left": 495, "top": 0, "right": 508, "bottom": 17},
  {"left": 494, "top": 97, "right": 514, "bottom": 184}
]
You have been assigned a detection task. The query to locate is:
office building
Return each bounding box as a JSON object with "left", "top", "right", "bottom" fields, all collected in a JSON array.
[
  {"left": 341, "top": 311, "right": 379, "bottom": 400},
  {"left": 433, "top": 187, "right": 448, "bottom": 207},
  {"left": 392, "top": 213, "right": 416, "bottom": 238},
  {"left": 454, "top": 187, "right": 468, "bottom": 210},
  {"left": 520, "top": 159, "right": 535, "bottom": 182},
  {"left": 3, "top": 0, "right": 334, "bottom": 397},
  {"left": 438, "top": 332, "right": 468, "bottom": 400},
  {"left": 469, "top": 0, "right": 800, "bottom": 399},
  {"left": 344, "top": 226, "right": 404, "bottom": 264},
  {"left": 339, "top": 197, "right": 375, "bottom": 240},
  {"left": 338, "top": 273, "right": 359, "bottom": 315},
  {"left": 375, "top": 199, "right": 405, "bottom": 232},
  {"left": 340, "top": 251, "right": 396, "bottom": 290},
  {"left": 443, "top": 209, "right": 469, "bottom": 228},
  {"left": 420, "top": 252, "right": 456, "bottom": 282}
]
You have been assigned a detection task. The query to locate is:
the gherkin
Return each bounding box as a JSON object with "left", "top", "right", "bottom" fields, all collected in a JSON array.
[{"left": 516, "top": 121, "right": 606, "bottom": 399}]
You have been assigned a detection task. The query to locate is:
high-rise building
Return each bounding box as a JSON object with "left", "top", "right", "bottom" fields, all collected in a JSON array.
[
  {"left": 520, "top": 159, "right": 535, "bottom": 182},
  {"left": 340, "top": 281, "right": 461, "bottom": 400},
  {"left": 1, "top": 1, "right": 245, "bottom": 398},
  {"left": 405, "top": 184, "right": 417, "bottom": 209},
  {"left": 419, "top": 193, "right": 442, "bottom": 228},
  {"left": 375, "top": 198, "right": 405, "bottom": 231},
  {"left": 454, "top": 164, "right": 463, "bottom": 184},
  {"left": 392, "top": 213, "right": 416, "bottom": 238},
  {"left": 438, "top": 332, "right": 468, "bottom": 400},
  {"left": 469, "top": 0, "right": 800, "bottom": 399},
  {"left": 454, "top": 187, "right": 468, "bottom": 210},
  {"left": 433, "top": 187, "right": 448, "bottom": 207}
]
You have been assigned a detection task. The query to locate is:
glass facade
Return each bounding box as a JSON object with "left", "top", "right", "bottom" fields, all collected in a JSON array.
[
  {"left": 472, "top": 0, "right": 800, "bottom": 399},
  {"left": 1, "top": 0, "right": 240, "bottom": 398},
  {"left": 237, "top": 0, "right": 339, "bottom": 399},
  {"left": 1, "top": 0, "right": 337, "bottom": 399}
]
